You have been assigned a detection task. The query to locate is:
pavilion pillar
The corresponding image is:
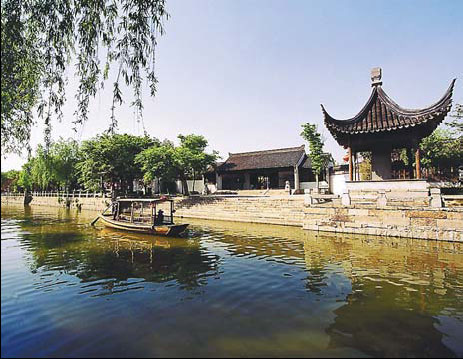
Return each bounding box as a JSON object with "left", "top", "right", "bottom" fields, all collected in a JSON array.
[
  {"left": 294, "top": 166, "right": 300, "bottom": 191},
  {"left": 415, "top": 147, "right": 421, "bottom": 179},
  {"left": 215, "top": 172, "right": 222, "bottom": 190},
  {"left": 348, "top": 147, "right": 353, "bottom": 181},
  {"left": 244, "top": 172, "right": 251, "bottom": 190}
]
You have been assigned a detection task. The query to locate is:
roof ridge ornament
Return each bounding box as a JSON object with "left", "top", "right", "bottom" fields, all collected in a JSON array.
[{"left": 371, "top": 67, "right": 382, "bottom": 87}]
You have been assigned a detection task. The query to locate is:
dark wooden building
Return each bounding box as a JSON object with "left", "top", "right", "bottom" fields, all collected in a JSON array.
[
  {"left": 209, "top": 146, "right": 315, "bottom": 190},
  {"left": 322, "top": 68, "right": 455, "bottom": 181}
]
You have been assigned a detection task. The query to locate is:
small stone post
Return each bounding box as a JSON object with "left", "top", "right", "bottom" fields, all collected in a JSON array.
[
  {"left": 377, "top": 190, "right": 387, "bottom": 207},
  {"left": 341, "top": 190, "right": 351, "bottom": 206},
  {"left": 430, "top": 188, "right": 442, "bottom": 208}
]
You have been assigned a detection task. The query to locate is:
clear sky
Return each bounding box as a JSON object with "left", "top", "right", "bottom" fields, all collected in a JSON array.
[{"left": 2, "top": 0, "right": 462, "bottom": 171}]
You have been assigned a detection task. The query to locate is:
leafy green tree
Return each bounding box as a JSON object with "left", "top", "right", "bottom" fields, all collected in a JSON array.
[
  {"left": 448, "top": 104, "right": 462, "bottom": 134},
  {"left": 135, "top": 141, "right": 178, "bottom": 189},
  {"left": 10, "top": 139, "right": 80, "bottom": 192},
  {"left": 49, "top": 138, "right": 80, "bottom": 190},
  {"left": 76, "top": 133, "right": 157, "bottom": 193},
  {"left": 420, "top": 128, "right": 463, "bottom": 178},
  {"left": 175, "top": 134, "right": 218, "bottom": 192},
  {"left": 136, "top": 134, "right": 218, "bottom": 195},
  {"left": 29, "top": 145, "right": 55, "bottom": 190},
  {"left": 17, "top": 162, "right": 33, "bottom": 191},
  {"left": 1, "top": 0, "right": 168, "bottom": 154},
  {"left": 1, "top": 170, "right": 21, "bottom": 192},
  {"left": 301, "top": 123, "right": 327, "bottom": 188}
]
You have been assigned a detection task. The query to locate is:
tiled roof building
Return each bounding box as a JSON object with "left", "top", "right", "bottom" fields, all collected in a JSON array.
[
  {"left": 207, "top": 146, "right": 316, "bottom": 191},
  {"left": 218, "top": 146, "right": 310, "bottom": 172}
]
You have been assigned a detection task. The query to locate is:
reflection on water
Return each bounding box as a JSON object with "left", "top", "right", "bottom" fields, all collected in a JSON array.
[{"left": 2, "top": 205, "right": 463, "bottom": 357}]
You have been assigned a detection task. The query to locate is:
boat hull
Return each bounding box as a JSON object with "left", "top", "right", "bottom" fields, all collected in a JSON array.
[{"left": 98, "top": 215, "right": 188, "bottom": 236}]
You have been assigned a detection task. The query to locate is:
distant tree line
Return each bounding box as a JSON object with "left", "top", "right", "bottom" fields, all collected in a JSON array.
[{"left": 1, "top": 133, "right": 218, "bottom": 196}]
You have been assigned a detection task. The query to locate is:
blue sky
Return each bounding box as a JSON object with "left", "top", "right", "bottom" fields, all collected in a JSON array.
[{"left": 2, "top": 0, "right": 462, "bottom": 171}]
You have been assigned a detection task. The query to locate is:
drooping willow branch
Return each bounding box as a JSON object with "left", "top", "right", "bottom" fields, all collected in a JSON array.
[{"left": 1, "top": 0, "right": 168, "bottom": 155}]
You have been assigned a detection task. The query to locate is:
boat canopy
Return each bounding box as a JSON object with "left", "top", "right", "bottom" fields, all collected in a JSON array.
[{"left": 116, "top": 198, "right": 173, "bottom": 203}]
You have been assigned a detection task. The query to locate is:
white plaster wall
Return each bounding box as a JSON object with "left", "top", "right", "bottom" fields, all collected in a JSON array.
[
  {"left": 177, "top": 180, "right": 205, "bottom": 194},
  {"left": 300, "top": 181, "right": 330, "bottom": 194},
  {"left": 330, "top": 173, "right": 348, "bottom": 195},
  {"left": 346, "top": 179, "right": 429, "bottom": 191}
]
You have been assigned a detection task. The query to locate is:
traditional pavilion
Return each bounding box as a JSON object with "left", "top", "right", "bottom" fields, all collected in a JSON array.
[{"left": 322, "top": 68, "right": 455, "bottom": 181}]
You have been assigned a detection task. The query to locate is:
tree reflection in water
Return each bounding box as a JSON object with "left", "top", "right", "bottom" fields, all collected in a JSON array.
[{"left": 16, "top": 214, "right": 220, "bottom": 294}]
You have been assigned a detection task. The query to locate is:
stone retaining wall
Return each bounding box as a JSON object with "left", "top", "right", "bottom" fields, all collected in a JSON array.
[
  {"left": 303, "top": 204, "right": 463, "bottom": 242},
  {"left": 174, "top": 196, "right": 306, "bottom": 226},
  {"left": 1, "top": 194, "right": 109, "bottom": 212}
]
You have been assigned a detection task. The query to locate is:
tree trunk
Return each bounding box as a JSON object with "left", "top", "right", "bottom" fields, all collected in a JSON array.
[
  {"left": 192, "top": 170, "right": 196, "bottom": 192},
  {"left": 23, "top": 189, "right": 33, "bottom": 205},
  {"left": 181, "top": 176, "right": 189, "bottom": 196},
  {"left": 316, "top": 173, "right": 319, "bottom": 190}
]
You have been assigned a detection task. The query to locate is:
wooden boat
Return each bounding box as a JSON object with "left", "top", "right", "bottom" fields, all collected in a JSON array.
[{"left": 95, "top": 198, "right": 188, "bottom": 237}]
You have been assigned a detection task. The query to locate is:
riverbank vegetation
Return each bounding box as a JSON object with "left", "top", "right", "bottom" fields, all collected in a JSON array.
[{"left": 1, "top": 133, "right": 217, "bottom": 196}]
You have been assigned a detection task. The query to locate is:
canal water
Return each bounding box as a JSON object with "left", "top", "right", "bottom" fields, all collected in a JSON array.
[{"left": 2, "top": 204, "right": 463, "bottom": 358}]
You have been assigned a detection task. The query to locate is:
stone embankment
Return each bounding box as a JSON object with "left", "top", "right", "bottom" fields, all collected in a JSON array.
[
  {"left": 304, "top": 204, "right": 463, "bottom": 242},
  {"left": 174, "top": 196, "right": 306, "bottom": 226},
  {"left": 304, "top": 181, "right": 463, "bottom": 242},
  {"left": 1, "top": 194, "right": 110, "bottom": 212}
]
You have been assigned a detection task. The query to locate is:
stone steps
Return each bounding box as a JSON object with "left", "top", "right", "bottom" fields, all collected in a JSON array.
[{"left": 174, "top": 196, "right": 306, "bottom": 226}]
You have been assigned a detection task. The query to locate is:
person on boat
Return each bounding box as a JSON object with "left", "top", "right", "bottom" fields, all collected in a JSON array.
[
  {"left": 156, "top": 209, "right": 164, "bottom": 225},
  {"left": 112, "top": 202, "right": 118, "bottom": 220}
]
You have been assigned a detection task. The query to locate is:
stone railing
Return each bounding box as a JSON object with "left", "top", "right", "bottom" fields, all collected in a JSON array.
[
  {"left": 1, "top": 191, "right": 110, "bottom": 212},
  {"left": 2, "top": 191, "right": 106, "bottom": 198},
  {"left": 337, "top": 180, "right": 462, "bottom": 209}
]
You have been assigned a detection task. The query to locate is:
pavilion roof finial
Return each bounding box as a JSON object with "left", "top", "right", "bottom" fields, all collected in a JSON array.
[{"left": 371, "top": 67, "right": 382, "bottom": 87}]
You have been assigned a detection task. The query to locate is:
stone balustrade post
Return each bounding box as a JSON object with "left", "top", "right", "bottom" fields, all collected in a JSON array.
[
  {"left": 430, "top": 188, "right": 443, "bottom": 208},
  {"left": 377, "top": 190, "right": 387, "bottom": 207},
  {"left": 304, "top": 194, "right": 314, "bottom": 206},
  {"left": 341, "top": 190, "right": 351, "bottom": 206}
]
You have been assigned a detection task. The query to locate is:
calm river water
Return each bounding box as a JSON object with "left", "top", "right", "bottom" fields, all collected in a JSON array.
[{"left": 2, "top": 204, "right": 463, "bottom": 357}]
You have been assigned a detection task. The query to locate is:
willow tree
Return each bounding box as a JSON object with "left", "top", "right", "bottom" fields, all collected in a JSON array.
[
  {"left": 1, "top": 0, "right": 168, "bottom": 154},
  {"left": 49, "top": 138, "right": 80, "bottom": 190}
]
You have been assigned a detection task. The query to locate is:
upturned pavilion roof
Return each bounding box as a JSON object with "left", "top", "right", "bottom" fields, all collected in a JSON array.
[{"left": 322, "top": 79, "right": 455, "bottom": 147}]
